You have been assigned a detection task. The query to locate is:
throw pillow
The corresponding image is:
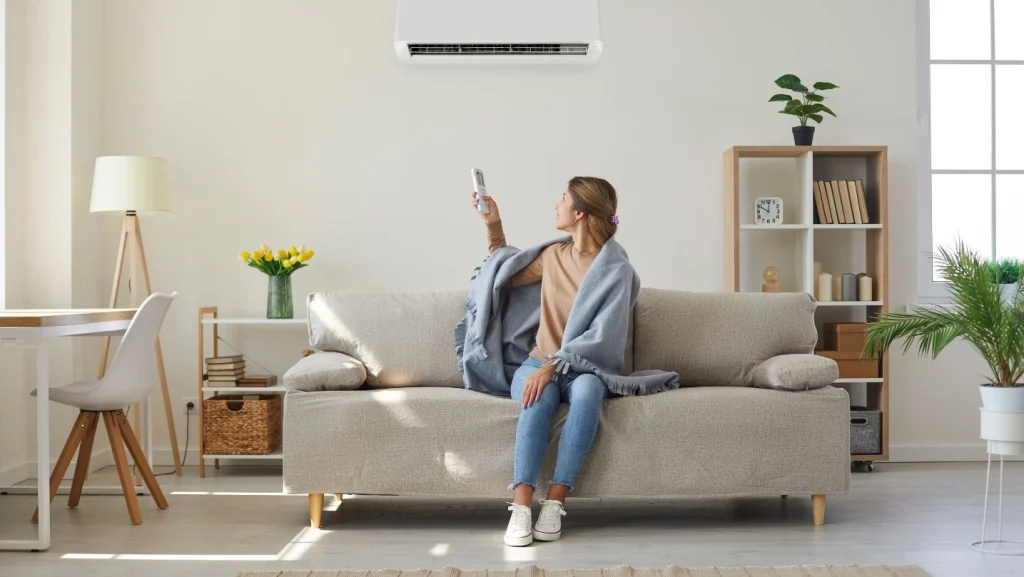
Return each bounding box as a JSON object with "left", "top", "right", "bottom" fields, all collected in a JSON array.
[
  {"left": 283, "top": 351, "right": 367, "bottom": 392},
  {"left": 751, "top": 353, "right": 838, "bottom": 391}
]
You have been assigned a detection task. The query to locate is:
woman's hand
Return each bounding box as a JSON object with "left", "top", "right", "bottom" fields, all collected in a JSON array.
[
  {"left": 521, "top": 363, "right": 557, "bottom": 408},
  {"left": 472, "top": 193, "right": 502, "bottom": 225}
]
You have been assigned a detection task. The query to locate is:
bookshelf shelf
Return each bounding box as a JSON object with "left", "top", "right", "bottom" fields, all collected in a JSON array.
[
  {"left": 740, "top": 224, "right": 809, "bottom": 231},
  {"left": 724, "top": 145, "right": 889, "bottom": 464},
  {"left": 813, "top": 224, "right": 884, "bottom": 230}
]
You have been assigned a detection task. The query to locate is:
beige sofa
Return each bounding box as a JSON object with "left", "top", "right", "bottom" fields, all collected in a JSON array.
[{"left": 282, "top": 288, "right": 850, "bottom": 528}]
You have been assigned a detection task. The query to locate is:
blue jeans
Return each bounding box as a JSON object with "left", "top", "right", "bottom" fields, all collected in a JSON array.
[{"left": 510, "top": 357, "right": 609, "bottom": 492}]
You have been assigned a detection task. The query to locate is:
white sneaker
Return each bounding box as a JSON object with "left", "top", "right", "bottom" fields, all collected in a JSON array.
[
  {"left": 504, "top": 503, "right": 533, "bottom": 547},
  {"left": 533, "top": 499, "right": 566, "bottom": 542}
]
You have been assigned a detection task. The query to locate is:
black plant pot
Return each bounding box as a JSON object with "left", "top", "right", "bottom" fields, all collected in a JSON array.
[{"left": 793, "top": 125, "right": 815, "bottom": 146}]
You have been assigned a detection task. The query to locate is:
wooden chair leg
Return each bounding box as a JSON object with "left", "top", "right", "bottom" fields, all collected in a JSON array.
[
  {"left": 32, "top": 411, "right": 91, "bottom": 523},
  {"left": 68, "top": 413, "right": 100, "bottom": 509},
  {"left": 103, "top": 412, "right": 142, "bottom": 525},
  {"left": 309, "top": 493, "right": 324, "bottom": 528},
  {"left": 812, "top": 494, "right": 826, "bottom": 526},
  {"left": 112, "top": 409, "right": 168, "bottom": 509}
]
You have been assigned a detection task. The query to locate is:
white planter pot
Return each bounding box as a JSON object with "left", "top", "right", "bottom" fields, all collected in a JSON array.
[
  {"left": 979, "top": 386, "right": 1024, "bottom": 456},
  {"left": 980, "top": 385, "right": 1024, "bottom": 411}
]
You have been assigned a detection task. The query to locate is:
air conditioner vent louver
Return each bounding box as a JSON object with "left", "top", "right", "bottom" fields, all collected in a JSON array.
[{"left": 407, "top": 43, "right": 589, "bottom": 56}]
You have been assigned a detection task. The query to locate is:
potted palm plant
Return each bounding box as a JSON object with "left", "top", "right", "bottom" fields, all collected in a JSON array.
[{"left": 864, "top": 240, "right": 1024, "bottom": 454}]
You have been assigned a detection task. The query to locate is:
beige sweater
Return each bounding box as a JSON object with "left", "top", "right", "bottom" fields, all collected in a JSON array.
[{"left": 487, "top": 221, "right": 596, "bottom": 363}]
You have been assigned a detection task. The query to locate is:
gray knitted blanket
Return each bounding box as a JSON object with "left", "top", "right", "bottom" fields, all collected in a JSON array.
[{"left": 454, "top": 236, "right": 679, "bottom": 397}]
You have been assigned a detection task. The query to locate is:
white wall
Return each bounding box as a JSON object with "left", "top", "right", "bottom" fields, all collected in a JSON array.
[{"left": 4, "top": 0, "right": 982, "bottom": 471}]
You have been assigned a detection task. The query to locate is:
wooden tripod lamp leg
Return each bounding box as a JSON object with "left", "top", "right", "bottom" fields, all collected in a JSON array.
[
  {"left": 133, "top": 218, "right": 183, "bottom": 476},
  {"left": 98, "top": 214, "right": 183, "bottom": 478}
]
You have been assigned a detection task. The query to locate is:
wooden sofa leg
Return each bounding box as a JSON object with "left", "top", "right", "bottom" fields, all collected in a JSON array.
[
  {"left": 309, "top": 493, "right": 324, "bottom": 528},
  {"left": 812, "top": 494, "right": 826, "bottom": 526}
]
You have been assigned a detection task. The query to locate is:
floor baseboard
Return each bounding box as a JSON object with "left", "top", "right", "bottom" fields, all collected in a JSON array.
[
  {"left": 888, "top": 443, "right": 1024, "bottom": 462},
  {"left": 0, "top": 450, "right": 115, "bottom": 486}
]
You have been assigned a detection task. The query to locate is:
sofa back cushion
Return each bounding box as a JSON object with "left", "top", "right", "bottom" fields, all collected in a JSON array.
[
  {"left": 631, "top": 288, "right": 818, "bottom": 387},
  {"left": 307, "top": 290, "right": 467, "bottom": 388}
]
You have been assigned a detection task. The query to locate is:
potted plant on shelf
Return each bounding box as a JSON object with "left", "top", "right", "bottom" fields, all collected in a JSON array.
[
  {"left": 239, "top": 244, "right": 315, "bottom": 319},
  {"left": 863, "top": 239, "right": 1024, "bottom": 454},
  {"left": 769, "top": 74, "right": 838, "bottom": 146}
]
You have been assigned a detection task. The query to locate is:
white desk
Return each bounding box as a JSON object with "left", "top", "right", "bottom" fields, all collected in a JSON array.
[{"left": 0, "top": 309, "right": 135, "bottom": 552}]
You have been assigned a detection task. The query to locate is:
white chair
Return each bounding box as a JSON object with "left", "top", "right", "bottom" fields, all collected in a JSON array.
[{"left": 30, "top": 291, "right": 178, "bottom": 525}]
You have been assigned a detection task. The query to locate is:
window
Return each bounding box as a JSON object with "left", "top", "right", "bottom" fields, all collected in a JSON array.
[{"left": 919, "top": 0, "right": 1024, "bottom": 296}]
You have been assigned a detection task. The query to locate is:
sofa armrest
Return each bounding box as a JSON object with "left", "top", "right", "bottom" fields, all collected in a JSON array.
[
  {"left": 751, "top": 354, "right": 838, "bottom": 391},
  {"left": 283, "top": 351, "right": 367, "bottom": 392}
]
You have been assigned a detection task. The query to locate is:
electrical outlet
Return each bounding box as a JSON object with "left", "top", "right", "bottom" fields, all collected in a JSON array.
[{"left": 182, "top": 397, "right": 198, "bottom": 416}]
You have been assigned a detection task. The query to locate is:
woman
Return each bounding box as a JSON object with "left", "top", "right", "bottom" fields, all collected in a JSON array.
[{"left": 472, "top": 176, "right": 623, "bottom": 547}]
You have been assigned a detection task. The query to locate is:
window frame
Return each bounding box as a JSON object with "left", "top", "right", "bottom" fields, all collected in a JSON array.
[{"left": 916, "top": 0, "right": 1024, "bottom": 302}]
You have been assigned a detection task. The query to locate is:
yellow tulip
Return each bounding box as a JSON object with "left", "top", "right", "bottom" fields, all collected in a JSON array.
[
  {"left": 263, "top": 251, "right": 273, "bottom": 262},
  {"left": 283, "top": 259, "right": 294, "bottom": 269},
  {"left": 259, "top": 243, "right": 269, "bottom": 252},
  {"left": 300, "top": 250, "right": 314, "bottom": 262},
  {"left": 277, "top": 249, "right": 288, "bottom": 260},
  {"left": 239, "top": 251, "right": 251, "bottom": 261},
  {"left": 289, "top": 246, "right": 298, "bottom": 257},
  {"left": 253, "top": 250, "right": 263, "bottom": 260}
]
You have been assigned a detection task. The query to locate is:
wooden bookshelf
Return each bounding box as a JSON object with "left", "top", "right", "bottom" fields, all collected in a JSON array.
[{"left": 723, "top": 145, "right": 889, "bottom": 465}]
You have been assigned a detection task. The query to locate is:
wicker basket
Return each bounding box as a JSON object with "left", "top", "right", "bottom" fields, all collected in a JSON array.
[{"left": 203, "top": 395, "right": 282, "bottom": 455}]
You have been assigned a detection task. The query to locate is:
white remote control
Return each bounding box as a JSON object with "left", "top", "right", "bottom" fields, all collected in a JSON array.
[{"left": 471, "top": 168, "right": 489, "bottom": 214}]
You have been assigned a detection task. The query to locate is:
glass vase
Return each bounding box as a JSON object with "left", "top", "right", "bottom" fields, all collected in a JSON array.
[{"left": 266, "top": 275, "right": 293, "bottom": 319}]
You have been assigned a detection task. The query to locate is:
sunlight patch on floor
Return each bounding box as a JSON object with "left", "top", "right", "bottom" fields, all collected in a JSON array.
[
  {"left": 429, "top": 543, "right": 450, "bottom": 557},
  {"left": 61, "top": 526, "right": 328, "bottom": 562}
]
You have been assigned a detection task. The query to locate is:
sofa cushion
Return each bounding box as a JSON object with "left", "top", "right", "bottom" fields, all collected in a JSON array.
[
  {"left": 283, "top": 385, "right": 851, "bottom": 498},
  {"left": 307, "top": 291, "right": 467, "bottom": 388},
  {"left": 632, "top": 289, "right": 819, "bottom": 387},
  {"left": 751, "top": 354, "right": 838, "bottom": 391},
  {"left": 283, "top": 352, "right": 367, "bottom": 392}
]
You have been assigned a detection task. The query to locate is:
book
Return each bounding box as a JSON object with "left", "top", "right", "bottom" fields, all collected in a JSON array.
[
  {"left": 813, "top": 181, "right": 828, "bottom": 224},
  {"left": 846, "top": 180, "right": 863, "bottom": 224},
  {"left": 204, "top": 360, "right": 245, "bottom": 371},
  {"left": 206, "top": 355, "right": 243, "bottom": 365},
  {"left": 830, "top": 180, "right": 847, "bottom": 223},
  {"left": 838, "top": 180, "right": 859, "bottom": 224},
  {"left": 208, "top": 367, "right": 245, "bottom": 377},
  {"left": 237, "top": 374, "right": 278, "bottom": 388},
  {"left": 824, "top": 181, "right": 841, "bottom": 224},
  {"left": 854, "top": 179, "right": 870, "bottom": 223}
]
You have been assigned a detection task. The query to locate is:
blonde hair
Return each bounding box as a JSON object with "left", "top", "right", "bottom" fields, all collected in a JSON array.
[{"left": 568, "top": 176, "right": 618, "bottom": 245}]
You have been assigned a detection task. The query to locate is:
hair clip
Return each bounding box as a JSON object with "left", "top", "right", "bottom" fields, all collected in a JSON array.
[{"left": 610, "top": 215, "right": 619, "bottom": 224}]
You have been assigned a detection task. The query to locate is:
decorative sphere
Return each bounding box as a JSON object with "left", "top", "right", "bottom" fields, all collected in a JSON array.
[{"left": 763, "top": 266, "right": 779, "bottom": 284}]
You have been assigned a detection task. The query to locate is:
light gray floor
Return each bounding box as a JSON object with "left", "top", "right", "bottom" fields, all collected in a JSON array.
[{"left": 1, "top": 462, "right": 1022, "bottom": 577}]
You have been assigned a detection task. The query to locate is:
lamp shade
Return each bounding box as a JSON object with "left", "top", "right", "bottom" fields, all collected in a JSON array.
[{"left": 89, "top": 156, "right": 173, "bottom": 213}]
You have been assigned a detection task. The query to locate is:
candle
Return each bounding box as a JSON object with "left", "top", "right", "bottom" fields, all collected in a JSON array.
[
  {"left": 859, "top": 274, "right": 873, "bottom": 301},
  {"left": 841, "top": 273, "right": 857, "bottom": 301},
  {"left": 833, "top": 275, "right": 842, "bottom": 301},
  {"left": 813, "top": 262, "right": 823, "bottom": 298},
  {"left": 818, "top": 272, "right": 833, "bottom": 302}
]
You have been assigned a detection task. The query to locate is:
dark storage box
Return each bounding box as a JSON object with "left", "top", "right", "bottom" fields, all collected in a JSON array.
[{"left": 850, "top": 406, "right": 882, "bottom": 455}]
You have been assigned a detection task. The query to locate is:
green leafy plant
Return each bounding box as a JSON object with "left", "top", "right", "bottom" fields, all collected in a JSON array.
[
  {"left": 769, "top": 74, "right": 838, "bottom": 126},
  {"left": 985, "top": 257, "right": 1023, "bottom": 285},
  {"left": 863, "top": 239, "right": 1024, "bottom": 387}
]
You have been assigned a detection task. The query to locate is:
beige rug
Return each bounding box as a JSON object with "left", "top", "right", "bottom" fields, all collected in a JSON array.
[{"left": 239, "top": 565, "right": 930, "bottom": 577}]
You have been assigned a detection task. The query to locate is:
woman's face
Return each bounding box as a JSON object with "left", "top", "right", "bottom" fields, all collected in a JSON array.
[{"left": 555, "top": 189, "right": 579, "bottom": 232}]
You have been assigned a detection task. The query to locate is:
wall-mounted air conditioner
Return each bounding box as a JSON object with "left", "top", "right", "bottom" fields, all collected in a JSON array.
[{"left": 395, "top": 0, "right": 603, "bottom": 64}]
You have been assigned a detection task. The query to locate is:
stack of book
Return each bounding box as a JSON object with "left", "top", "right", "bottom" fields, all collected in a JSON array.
[
  {"left": 206, "top": 355, "right": 245, "bottom": 386},
  {"left": 813, "top": 179, "right": 871, "bottom": 225}
]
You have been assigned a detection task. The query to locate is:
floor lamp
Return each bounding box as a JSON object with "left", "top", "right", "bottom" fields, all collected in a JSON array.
[{"left": 90, "top": 156, "right": 182, "bottom": 476}]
